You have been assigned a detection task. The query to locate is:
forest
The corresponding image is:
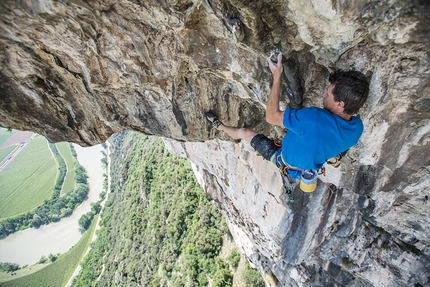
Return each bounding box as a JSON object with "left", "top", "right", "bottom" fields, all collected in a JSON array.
[{"left": 72, "top": 132, "right": 265, "bottom": 287}]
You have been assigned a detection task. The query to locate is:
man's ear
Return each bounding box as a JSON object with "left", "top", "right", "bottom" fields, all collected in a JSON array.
[{"left": 338, "top": 101, "right": 345, "bottom": 108}]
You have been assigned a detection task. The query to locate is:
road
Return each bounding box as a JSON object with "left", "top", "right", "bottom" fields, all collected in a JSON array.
[{"left": 0, "top": 132, "right": 36, "bottom": 172}]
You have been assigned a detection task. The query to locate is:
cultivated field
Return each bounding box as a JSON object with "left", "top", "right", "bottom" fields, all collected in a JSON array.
[
  {"left": 0, "top": 136, "right": 57, "bottom": 219},
  {"left": 56, "top": 142, "right": 76, "bottom": 195},
  {"left": 0, "top": 129, "right": 16, "bottom": 147},
  {"left": 0, "top": 129, "right": 32, "bottom": 149},
  {"left": 0, "top": 145, "right": 16, "bottom": 163},
  {"left": 0, "top": 129, "right": 16, "bottom": 163}
]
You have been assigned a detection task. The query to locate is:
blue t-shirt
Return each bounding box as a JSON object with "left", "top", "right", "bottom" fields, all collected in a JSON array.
[{"left": 280, "top": 107, "right": 363, "bottom": 170}]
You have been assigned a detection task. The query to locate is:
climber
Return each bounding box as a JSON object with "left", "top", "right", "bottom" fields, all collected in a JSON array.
[{"left": 205, "top": 52, "right": 369, "bottom": 191}]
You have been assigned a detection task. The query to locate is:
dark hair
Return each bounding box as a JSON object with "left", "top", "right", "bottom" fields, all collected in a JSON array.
[{"left": 329, "top": 70, "right": 369, "bottom": 115}]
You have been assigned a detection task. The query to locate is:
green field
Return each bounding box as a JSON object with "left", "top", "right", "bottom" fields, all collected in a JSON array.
[
  {"left": 56, "top": 142, "right": 76, "bottom": 195},
  {"left": 0, "top": 129, "right": 16, "bottom": 146},
  {"left": 0, "top": 145, "right": 16, "bottom": 163},
  {"left": 0, "top": 216, "right": 98, "bottom": 287},
  {"left": 0, "top": 136, "right": 58, "bottom": 219}
]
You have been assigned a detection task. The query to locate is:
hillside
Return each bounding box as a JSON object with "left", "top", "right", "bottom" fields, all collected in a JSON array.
[{"left": 72, "top": 131, "right": 263, "bottom": 286}]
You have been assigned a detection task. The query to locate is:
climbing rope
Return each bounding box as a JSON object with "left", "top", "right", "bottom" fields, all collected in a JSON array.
[{"left": 315, "top": 176, "right": 337, "bottom": 257}]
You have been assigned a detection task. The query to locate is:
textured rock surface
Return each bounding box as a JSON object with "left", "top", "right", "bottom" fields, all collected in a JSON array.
[{"left": 1, "top": 0, "right": 430, "bottom": 286}]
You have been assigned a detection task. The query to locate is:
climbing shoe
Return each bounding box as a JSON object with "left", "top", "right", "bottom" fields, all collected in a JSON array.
[
  {"left": 205, "top": 112, "right": 222, "bottom": 129},
  {"left": 327, "top": 154, "right": 342, "bottom": 168}
]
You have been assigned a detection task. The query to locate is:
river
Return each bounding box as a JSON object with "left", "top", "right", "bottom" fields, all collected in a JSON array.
[{"left": 0, "top": 144, "right": 104, "bottom": 266}]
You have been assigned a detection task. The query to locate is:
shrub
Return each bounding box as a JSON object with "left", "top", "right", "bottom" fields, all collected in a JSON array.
[
  {"left": 342, "top": 256, "right": 353, "bottom": 266},
  {"left": 212, "top": 259, "right": 233, "bottom": 287},
  {"left": 227, "top": 248, "right": 241, "bottom": 269},
  {"left": 48, "top": 253, "right": 59, "bottom": 262},
  {"left": 381, "top": 242, "right": 389, "bottom": 250},
  {"left": 38, "top": 256, "right": 47, "bottom": 264},
  {"left": 244, "top": 262, "right": 265, "bottom": 287},
  {"left": 0, "top": 262, "right": 20, "bottom": 273}
]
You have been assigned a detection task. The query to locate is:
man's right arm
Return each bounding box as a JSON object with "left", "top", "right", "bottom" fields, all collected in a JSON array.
[{"left": 266, "top": 53, "right": 285, "bottom": 127}]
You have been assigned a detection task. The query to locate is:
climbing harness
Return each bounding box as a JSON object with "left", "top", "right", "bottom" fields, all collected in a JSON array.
[
  {"left": 275, "top": 151, "right": 319, "bottom": 200},
  {"left": 273, "top": 139, "right": 341, "bottom": 203}
]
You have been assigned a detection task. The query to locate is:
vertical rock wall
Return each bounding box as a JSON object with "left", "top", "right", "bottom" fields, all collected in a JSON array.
[{"left": 1, "top": 0, "right": 429, "bottom": 286}]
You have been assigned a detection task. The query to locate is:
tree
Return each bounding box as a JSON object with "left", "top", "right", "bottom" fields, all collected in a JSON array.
[
  {"left": 100, "top": 157, "right": 108, "bottom": 167},
  {"left": 91, "top": 202, "right": 101, "bottom": 214},
  {"left": 32, "top": 214, "right": 43, "bottom": 228},
  {"left": 0, "top": 262, "right": 20, "bottom": 273},
  {"left": 75, "top": 165, "right": 88, "bottom": 184},
  {"left": 78, "top": 212, "right": 93, "bottom": 233},
  {"left": 48, "top": 253, "right": 59, "bottom": 262},
  {"left": 60, "top": 207, "right": 73, "bottom": 217}
]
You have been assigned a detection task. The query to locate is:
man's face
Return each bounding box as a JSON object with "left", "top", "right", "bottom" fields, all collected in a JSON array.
[{"left": 322, "top": 83, "right": 337, "bottom": 112}]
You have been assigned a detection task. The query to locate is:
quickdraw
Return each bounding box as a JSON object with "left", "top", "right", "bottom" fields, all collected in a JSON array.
[
  {"left": 276, "top": 154, "right": 299, "bottom": 203},
  {"left": 280, "top": 173, "right": 295, "bottom": 203},
  {"left": 274, "top": 139, "right": 301, "bottom": 202}
]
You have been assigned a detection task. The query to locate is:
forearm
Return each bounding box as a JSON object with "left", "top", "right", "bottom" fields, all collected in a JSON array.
[
  {"left": 267, "top": 75, "right": 281, "bottom": 114},
  {"left": 266, "top": 74, "right": 284, "bottom": 125},
  {"left": 266, "top": 52, "right": 285, "bottom": 126}
]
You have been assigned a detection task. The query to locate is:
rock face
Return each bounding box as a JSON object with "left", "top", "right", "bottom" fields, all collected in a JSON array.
[{"left": 1, "top": 0, "right": 429, "bottom": 286}]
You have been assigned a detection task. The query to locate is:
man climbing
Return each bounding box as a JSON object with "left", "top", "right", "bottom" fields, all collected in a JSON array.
[{"left": 205, "top": 53, "right": 369, "bottom": 192}]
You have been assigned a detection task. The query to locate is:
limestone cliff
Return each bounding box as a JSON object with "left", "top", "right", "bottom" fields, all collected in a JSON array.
[{"left": 1, "top": 0, "right": 429, "bottom": 286}]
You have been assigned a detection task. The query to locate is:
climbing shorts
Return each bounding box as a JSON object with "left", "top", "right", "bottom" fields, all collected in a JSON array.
[{"left": 250, "top": 134, "right": 280, "bottom": 161}]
